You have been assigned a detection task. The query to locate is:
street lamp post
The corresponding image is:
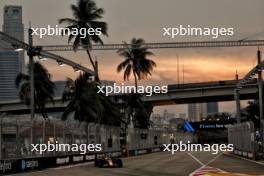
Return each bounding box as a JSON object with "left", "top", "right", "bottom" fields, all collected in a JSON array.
[
  {"left": 257, "top": 50, "right": 263, "bottom": 121},
  {"left": 28, "top": 28, "right": 35, "bottom": 121},
  {"left": 257, "top": 50, "right": 264, "bottom": 150},
  {"left": 28, "top": 28, "right": 35, "bottom": 146}
]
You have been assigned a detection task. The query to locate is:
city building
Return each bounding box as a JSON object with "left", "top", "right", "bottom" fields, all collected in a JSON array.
[
  {"left": 0, "top": 5, "right": 24, "bottom": 101},
  {"left": 151, "top": 109, "right": 175, "bottom": 129},
  {"left": 179, "top": 113, "right": 187, "bottom": 119},
  {"left": 2, "top": 5, "right": 25, "bottom": 72},
  {"left": 169, "top": 118, "right": 185, "bottom": 131},
  {"left": 0, "top": 51, "right": 20, "bottom": 101},
  {"left": 207, "top": 102, "right": 219, "bottom": 115},
  {"left": 188, "top": 102, "right": 219, "bottom": 122},
  {"left": 188, "top": 103, "right": 199, "bottom": 122},
  {"left": 54, "top": 81, "right": 66, "bottom": 98}
]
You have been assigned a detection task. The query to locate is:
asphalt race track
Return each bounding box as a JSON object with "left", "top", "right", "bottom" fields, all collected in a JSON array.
[{"left": 11, "top": 151, "right": 264, "bottom": 176}]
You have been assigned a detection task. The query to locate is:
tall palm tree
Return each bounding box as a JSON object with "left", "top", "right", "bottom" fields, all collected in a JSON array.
[
  {"left": 117, "top": 38, "right": 156, "bottom": 90},
  {"left": 15, "top": 62, "right": 55, "bottom": 118},
  {"left": 62, "top": 73, "right": 122, "bottom": 125},
  {"left": 59, "top": 0, "right": 108, "bottom": 82}
]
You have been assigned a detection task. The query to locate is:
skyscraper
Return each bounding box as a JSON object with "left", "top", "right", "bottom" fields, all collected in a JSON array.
[
  {"left": 3, "top": 6, "right": 24, "bottom": 42},
  {"left": 188, "top": 103, "right": 207, "bottom": 122},
  {"left": 207, "top": 102, "right": 219, "bottom": 115},
  {"left": 188, "top": 102, "right": 219, "bottom": 122},
  {"left": 0, "top": 5, "right": 24, "bottom": 101},
  {"left": 2, "top": 5, "right": 25, "bottom": 73},
  {"left": 0, "top": 51, "right": 20, "bottom": 101}
]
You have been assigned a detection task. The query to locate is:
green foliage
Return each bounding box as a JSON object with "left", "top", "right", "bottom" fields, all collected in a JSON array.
[
  {"left": 124, "top": 93, "right": 153, "bottom": 129},
  {"left": 62, "top": 73, "right": 121, "bottom": 125},
  {"left": 15, "top": 62, "right": 55, "bottom": 118},
  {"left": 59, "top": 0, "right": 108, "bottom": 50},
  {"left": 117, "top": 38, "right": 156, "bottom": 129},
  {"left": 205, "top": 112, "right": 234, "bottom": 122},
  {"left": 59, "top": 0, "right": 108, "bottom": 81},
  {"left": 117, "top": 38, "right": 156, "bottom": 85},
  {"left": 244, "top": 100, "right": 260, "bottom": 128}
]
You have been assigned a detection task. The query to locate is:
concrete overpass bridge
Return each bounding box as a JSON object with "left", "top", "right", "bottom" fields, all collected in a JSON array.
[
  {"left": 144, "top": 79, "right": 258, "bottom": 106},
  {"left": 0, "top": 79, "right": 258, "bottom": 114}
]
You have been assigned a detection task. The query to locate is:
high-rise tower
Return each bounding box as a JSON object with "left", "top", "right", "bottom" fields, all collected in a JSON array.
[{"left": 0, "top": 5, "right": 24, "bottom": 101}]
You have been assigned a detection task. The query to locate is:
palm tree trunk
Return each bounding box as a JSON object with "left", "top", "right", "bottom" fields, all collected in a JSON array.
[
  {"left": 133, "top": 70, "right": 138, "bottom": 92},
  {"left": 86, "top": 49, "right": 100, "bottom": 82}
]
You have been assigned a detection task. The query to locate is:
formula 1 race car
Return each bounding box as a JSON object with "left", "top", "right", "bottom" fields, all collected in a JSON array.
[{"left": 94, "top": 154, "right": 123, "bottom": 168}]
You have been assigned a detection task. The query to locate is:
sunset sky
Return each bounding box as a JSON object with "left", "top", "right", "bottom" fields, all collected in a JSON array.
[{"left": 1, "top": 0, "right": 264, "bottom": 115}]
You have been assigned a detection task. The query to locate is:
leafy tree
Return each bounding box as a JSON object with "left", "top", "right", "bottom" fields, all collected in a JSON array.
[
  {"left": 15, "top": 62, "right": 55, "bottom": 118},
  {"left": 62, "top": 73, "right": 121, "bottom": 125},
  {"left": 244, "top": 100, "right": 261, "bottom": 128},
  {"left": 62, "top": 73, "right": 101, "bottom": 122},
  {"left": 205, "top": 112, "right": 233, "bottom": 122},
  {"left": 124, "top": 93, "right": 153, "bottom": 129},
  {"left": 117, "top": 38, "right": 156, "bottom": 129},
  {"left": 244, "top": 86, "right": 264, "bottom": 128},
  {"left": 59, "top": 0, "right": 108, "bottom": 81}
]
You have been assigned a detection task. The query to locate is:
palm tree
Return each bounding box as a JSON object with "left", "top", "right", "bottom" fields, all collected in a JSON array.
[
  {"left": 62, "top": 73, "right": 122, "bottom": 125},
  {"left": 117, "top": 38, "right": 156, "bottom": 90},
  {"left": 15, "top": 62, "right": 55, "bottom": 118},
  {"left": 59, "top": 0, "right": 108, "bottom": 82},
  {"left": 62, "top": 73, "right": 103, "bottom": 122},
  {"left": 124, "top": 94, "right": 153, "bottom": 129}
]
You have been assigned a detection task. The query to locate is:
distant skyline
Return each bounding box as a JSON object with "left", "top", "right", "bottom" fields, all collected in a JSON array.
[{"left": 0, "top": 0, "right": 263, "bottom": 114}]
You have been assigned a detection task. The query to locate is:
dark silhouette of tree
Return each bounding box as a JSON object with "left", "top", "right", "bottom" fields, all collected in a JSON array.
[
  {"left": 117, "top": 38, "right": 156, "bottom": 90},
  {"left": 244, "top": 100, "right": 261, "bottom": 128},
  {"left": 62, "top": 73, "right": 121, "bottom": 125},
  {"left": 124, "top": 94, "right": 153, "bottom": 129},
  {"left": 15, "top": 62, "right": 55, "bottom": 118},
  {"left": 243, "top": 85, "right": 264, "bottom": 128},
  {"left": 59, "top": 0, "right": 108, "bottom": 82},
  {"left": 117, "top": 38, "right": 156, "bottom": 129},
  {"left": 205, "top": 112, "right": 233, "bottom": 122}
]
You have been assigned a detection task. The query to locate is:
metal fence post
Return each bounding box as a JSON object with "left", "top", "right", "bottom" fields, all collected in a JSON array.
[
  {"left": 53, "top": 120, "right": 56, "bottom": 155},
  {"left": 31, "top": 120, "right": 34, "bottom": 157},
  {"left": 16, "top": 119, "right": 19, "bottom": 157},
  {"left": 0, "top": 114, "right": 4, "bottom": 160},
  {"left": 63, "top": 122, "right": 65, "bottom": 143}
]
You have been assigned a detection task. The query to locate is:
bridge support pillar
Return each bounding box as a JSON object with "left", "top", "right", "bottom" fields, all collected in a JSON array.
[
  {"left": 235, "top": 72, "right": 241, "bottom": 123},
  {"left": 235, "top": 89, "right": 241, "bottom": 123}
]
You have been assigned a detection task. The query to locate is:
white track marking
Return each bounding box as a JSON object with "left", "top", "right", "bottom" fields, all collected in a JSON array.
[
  {"left": 205, "top": 153, "right": 223, "bottom": 166},
  {"left": 187, "top": 153, "right": 205, "bottom": 166},
  {"left": 188, "top": 152, "right": 224, "bottom": 176}
]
